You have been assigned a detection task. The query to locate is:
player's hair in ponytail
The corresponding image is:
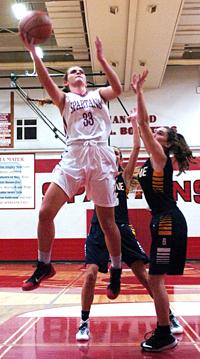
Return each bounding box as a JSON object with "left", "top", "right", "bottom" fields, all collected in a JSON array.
[{"left": 166, "top": 127, "right": 194, "bottom": 175}]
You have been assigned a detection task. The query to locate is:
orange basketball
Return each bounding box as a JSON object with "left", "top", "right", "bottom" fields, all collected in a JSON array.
[{"left": 19, "top": 10, "right": 52, "bottom": 44}]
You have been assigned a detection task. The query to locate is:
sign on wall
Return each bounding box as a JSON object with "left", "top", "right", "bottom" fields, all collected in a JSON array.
[
  {"left": 0, "top": 153, "right": 35, "bottom": 209},
  {"left": 0, "top": 113, "right": 14, "bottom": 148},
  {"left": 109, "top": 114, "right": 177, "bottom": 148},
  {"left": 0, "top": 92, "right": 15, "bottom": 148}
]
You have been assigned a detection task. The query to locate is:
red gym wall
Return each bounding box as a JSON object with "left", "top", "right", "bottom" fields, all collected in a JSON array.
[
  {"left": 1, "top": 208, "right": 199, "bottom": 262},
  {"left": 0, "top": 157, "right": 200, "bottom": 261}
]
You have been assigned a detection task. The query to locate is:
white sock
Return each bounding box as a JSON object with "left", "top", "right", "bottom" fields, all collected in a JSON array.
[
  {"left": 110, "top": 255, "right": 121, "bottom": 268},
  {"left": 38, "top": 250, "right": 51, "bottom": 264}
]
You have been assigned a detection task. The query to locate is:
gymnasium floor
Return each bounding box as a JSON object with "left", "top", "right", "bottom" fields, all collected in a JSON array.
[{"left": 0, "top": 262, "right": 200, "bottom": 358}]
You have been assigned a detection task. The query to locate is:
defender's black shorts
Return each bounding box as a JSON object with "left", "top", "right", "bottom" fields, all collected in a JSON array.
[
  {"left": 85, "top": 223, "right": 149, "bottom": 273},
  {"left": 149, "top": 207, "right": 187, "bottom": 275}
]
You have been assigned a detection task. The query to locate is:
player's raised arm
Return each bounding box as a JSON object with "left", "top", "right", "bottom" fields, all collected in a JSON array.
[
  {"left": 95, "top": 36, "right": 122, "bottom": 101},
  {"left": 19, "top": 32, "right": 65, "bottom": 113}
]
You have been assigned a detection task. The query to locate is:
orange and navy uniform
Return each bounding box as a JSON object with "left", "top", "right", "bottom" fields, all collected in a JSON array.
[{"left": 138, "top": 156, "right": 187, "bottom": 275}]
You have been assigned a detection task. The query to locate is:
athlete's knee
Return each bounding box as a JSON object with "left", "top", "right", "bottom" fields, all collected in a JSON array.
[
  {"left": 139, "top": 276, "right": 150, "bottom": 293},
  {"left": 100, "top": 219, "right": 117, "bottom": 234},
  {"left": 38, "top": 204, "right": 55, "bottom": 222},
  {"left": 84, "top": 268, "right": 97, "bottom": 285},
  {"left": 148, "top": 275, "right": 164, "bottom": 291}
]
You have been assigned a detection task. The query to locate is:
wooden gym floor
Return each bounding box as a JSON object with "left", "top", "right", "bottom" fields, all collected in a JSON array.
[{"left": 0, "top": 261, "right": 200, "bottom": 358}]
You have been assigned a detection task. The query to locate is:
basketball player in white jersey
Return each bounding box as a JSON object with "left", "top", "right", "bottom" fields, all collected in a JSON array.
[{"left": 19, "top": 34, "right": 122, "bottom": 297}]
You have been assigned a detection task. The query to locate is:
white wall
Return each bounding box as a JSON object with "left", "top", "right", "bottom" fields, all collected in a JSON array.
[
  {"left": 0, "top": 65, "right": 200, "bottom": 151},
  {"left": 112, "top": 65, "right": 200, "bottom": 149}
]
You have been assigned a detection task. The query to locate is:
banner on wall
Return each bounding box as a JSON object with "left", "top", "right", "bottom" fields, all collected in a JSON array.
[
  {"left": 0, "top": 153, "right": 35, "bottom": 209},
  {"left": 109, "top": 114, "right": 177, "bottom": 148},
  {"left": 0, "top": 113, "right": 14, "bottom": 148}
]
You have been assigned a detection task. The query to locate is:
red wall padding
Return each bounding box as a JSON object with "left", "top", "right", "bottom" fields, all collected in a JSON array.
[
  {"left": 0, "top": 209, "right": 199, "bottom": 261},
  {"left": 0, "top": 238, "right": 85, "bottom": 261}
]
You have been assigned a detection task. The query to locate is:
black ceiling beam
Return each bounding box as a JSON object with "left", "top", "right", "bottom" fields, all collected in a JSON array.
[{"left": 0, "top": 71, "right": 105, "bottom": 79}]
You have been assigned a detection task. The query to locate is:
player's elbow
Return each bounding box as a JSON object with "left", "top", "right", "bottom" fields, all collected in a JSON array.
[{"left": 114, "top": 84, "right": 122, "bottom": 97}]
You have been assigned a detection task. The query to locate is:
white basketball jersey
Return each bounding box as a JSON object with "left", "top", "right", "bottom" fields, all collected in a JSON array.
[{"left": 62, "top": 89, "right": 111, "bottom": 144}]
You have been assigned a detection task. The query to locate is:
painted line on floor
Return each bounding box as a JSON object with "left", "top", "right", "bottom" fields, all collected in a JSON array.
[
  {"left": 47, "top": 270, "right": 84, "bottom": 306},
  {"left": 19, "top": 301, "right": 200, "bottom": 318},
  {"left": 180, "top": 316, "right": 200, "bottom": 341},
  {"left": 0, "top": 317, "right": 36, "bottom": 349},
  {"left": 0, "top": 317, "right": 40, "bottom": 358},
  {"left": 180, "top": 317, "right": 200, "bottom": 353}
]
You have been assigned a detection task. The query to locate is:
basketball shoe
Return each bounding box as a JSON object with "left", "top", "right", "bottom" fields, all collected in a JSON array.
[
  {"left": 76, "top": 319, "right": 90, "bottom": 341},
  {"left": 22, "top": 261, "right": 56, "bottom": 291}
]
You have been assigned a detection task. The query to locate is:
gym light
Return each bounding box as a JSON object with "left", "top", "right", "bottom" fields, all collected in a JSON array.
[
  {"left": 12, "top": 3, "right": 28, "bottom": 20},
  {"left": 35, "top": 47, "right": 44, "bottom": 59},
  {"left": 30, "top": 46, "right": 44, "bottom": 60}
]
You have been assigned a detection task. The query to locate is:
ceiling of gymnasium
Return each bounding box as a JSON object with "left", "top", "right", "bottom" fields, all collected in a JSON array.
[{"left": 0, "top": 0, "right": 200, "bottom": 90}]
